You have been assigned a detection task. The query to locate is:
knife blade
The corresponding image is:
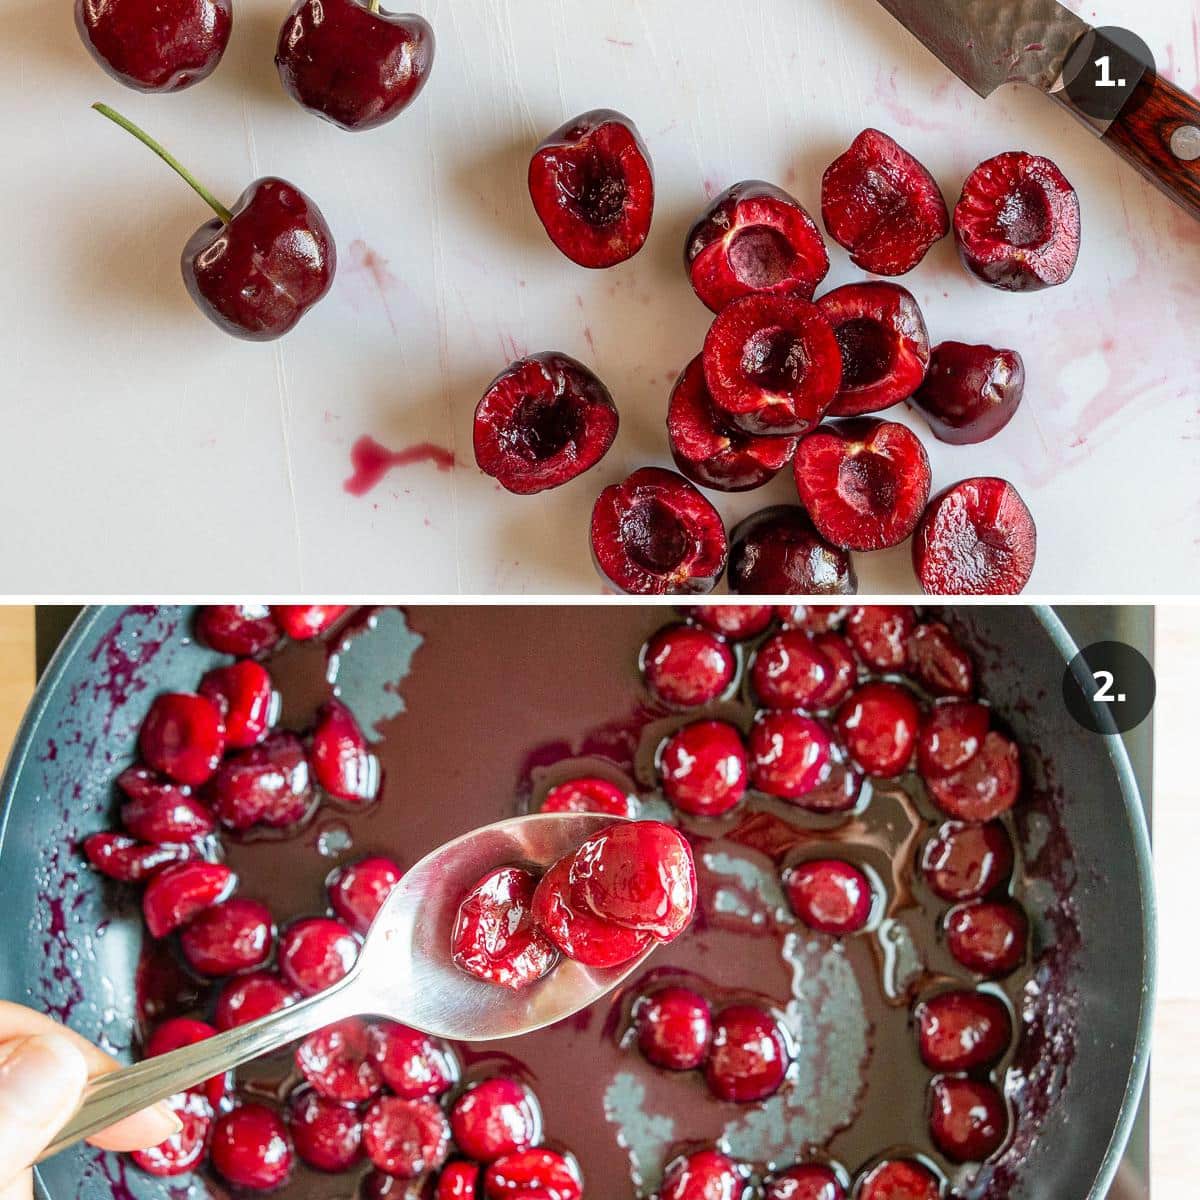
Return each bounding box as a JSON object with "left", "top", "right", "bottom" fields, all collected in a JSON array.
[{"left": 872, "top": 0, "right": 1200, "bottom": 221}]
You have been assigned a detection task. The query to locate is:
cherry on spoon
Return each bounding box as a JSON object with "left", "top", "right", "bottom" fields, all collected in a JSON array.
[
  {"left": 41, "top": 812, "right": 650, "bottom": 1160},
  {"left": 92, "top": 103, "right": 336, "bottom": 341}
]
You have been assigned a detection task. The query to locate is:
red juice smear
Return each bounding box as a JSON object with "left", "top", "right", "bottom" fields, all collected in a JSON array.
[{"left": 344, "top": 435, "right": 456, "bottom": 496}]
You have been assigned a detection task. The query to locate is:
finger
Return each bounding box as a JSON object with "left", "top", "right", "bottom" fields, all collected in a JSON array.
[
  {"left": 0, "top": 1035, "right": 88, "bottom": 1178},
  {"left": 0, "top": 1005, "right": 180, "bottom": 1152}
]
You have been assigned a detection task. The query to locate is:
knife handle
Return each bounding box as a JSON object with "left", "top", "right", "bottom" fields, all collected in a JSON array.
[{"left": 1102, "top": 73, "right": 1200, "bottom": 221}]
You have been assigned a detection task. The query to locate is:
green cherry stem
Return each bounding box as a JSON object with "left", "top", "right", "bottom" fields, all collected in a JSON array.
[{"left": 92, "top": 102, "right": 234, "bottom": 225}]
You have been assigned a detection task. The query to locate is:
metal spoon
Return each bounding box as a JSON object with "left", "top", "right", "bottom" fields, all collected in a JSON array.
[{"left": 43, "top": 812, "right": 644, "bottom": 1160}]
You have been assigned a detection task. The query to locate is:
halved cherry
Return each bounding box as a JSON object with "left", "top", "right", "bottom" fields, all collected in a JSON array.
[
  {"left": 139, "top": 692, "right": 226, "bottom": 787},
  {"left": 846, "top": 605, "right": 917, "bottom": 671},
  {"left": 915, "top": 989, "right": 1012, "bottom": 1071},
  {"left": 145, "top": 1016, "right": 230, "bottom": 1109},
  {"left": 130, "top": 1090, "right": 213, "bottom": 1177},
  {"left": 296, "top": 1017, "right": 383, "bottom": 1103},
  {"left": 541, "top": 777, "right": 637, "bottom": 819},
  {"left": 917, "top": 701, "right": 991, "bottom": 780},
  {"left": 927, "top": 731, "right": 1021, "bottom": 822},
  {"left": 483, "top": 1148, "right": 583, "bottom": 1200},
  {"left": 748, "top": 712, "right": 833, "bottom": 800},
  {"left": 685, "top": 180, "right": 829, "bottom": 311},
  {"left": 368, "top": 1022, "right": 459, "bottom": 1099},
  {"left": 120, "top": 786, "right": 215, "bottom": 845},
  {"left": 945, "top": 900, "right": 1028, "bottom": 977},
  {"left": 272, "top": 605, "right": 349, "bottom": 640},
  {"left": 793, "top": 419, "right": 930, "bottom": 552},
  {"left": 660, "top": 1149, "right": 748, "bottom": 1200},
  {"left": 921, "top": 820, "right": 1013, "bottom": 902},
  {"left": 929, "top": 1075, "right": 1008, "bottom": 1162},
  {"left": 195, "top": 604, "right": 280, "bottom": 657},
  {"left": 528, "top": 109, "right": 654, "bottom": 268},
  {"left": 142, "top": 860, "right": 236, "bottom": 939},
  {"left": 311, "top": 699, "right": 381, "bottom": 805},
  {"left": 474, "top": 353, "right": 619, "bottom": 494},
  {"left": 659, "top": 719, "right": 749, "bottom": 817},
  {"left": 362, "top": 1095, "right": 450, "bottom": 1178},
  {"left": 835, "top": 682, "right": 920, "bottom": 778},
  {"left": 591, "top": 467, "right": 727, "bottom": 595},
  {"left": 199, "top": 660, "right": 279, "bottom": 749},
  {"left": 328, "top": 856, "right": 404, "bottom": 934},
  {"left": 83, "top": 832, "right": 197, "bottom": 883},
  {"left": 817, "top": 282, "right": 929, "bottom": 416},
  {"left": 207, "top": 731, "right": 314, "bottom": 831},
  {"left": 449, "top": 1078, "right": 542, "bottom": 1163},
  {"left": 914, "top": 477, "right": 1037, "bottom": 596},
  {"left": 907, "top": 621, "right": 975, "bottom": 697},
  {"left": 703, "top": 294, "right": 842, "bottom": 436},
  {"left": 668, "top": 355, "right": 798, "bottom": 492}
]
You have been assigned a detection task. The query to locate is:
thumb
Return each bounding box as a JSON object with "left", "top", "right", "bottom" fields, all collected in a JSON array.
[{"left": 0, "top": 1035, "right": 88, "bottom": 1178}]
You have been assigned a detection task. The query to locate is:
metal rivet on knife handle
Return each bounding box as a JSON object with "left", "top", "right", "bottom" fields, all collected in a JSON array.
[{"left": 1170, "top": 126, "right": 1200, "bottom": 163}]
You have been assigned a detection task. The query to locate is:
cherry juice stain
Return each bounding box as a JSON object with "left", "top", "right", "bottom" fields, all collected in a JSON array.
[{"left": 343, "top": 435, "right": 456, "bottom": 496}]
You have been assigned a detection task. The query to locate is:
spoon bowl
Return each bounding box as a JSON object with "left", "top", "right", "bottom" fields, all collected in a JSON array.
[{"left": 42, "top": 811, "right": 647, "bottom": 1160}]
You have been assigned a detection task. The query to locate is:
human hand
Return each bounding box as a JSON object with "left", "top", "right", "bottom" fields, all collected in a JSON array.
[{"left": 0, "top": 1001, "right": 181, "bottom": 1200}]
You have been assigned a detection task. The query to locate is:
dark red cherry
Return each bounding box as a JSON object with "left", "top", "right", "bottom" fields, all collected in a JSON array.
[
  {"left": 926, "top": 732, "right": 1021, "bottom": 822},
  {"left": 748, "top": 712, "right": 832, "bottom": 800},
  {"left": 857, "top": 1159, "right": 940, "bottom": 1200},
  {"left": 835, "top": 682, "right": 919, "bottom": 778},
  {"left": 784, "top": 859, "right": 873, "bottom": 935},
  {"left": 846, "top": 605, "right": 917, "bottom": 671},
  {"left": 199, "top": 660, "right": 279, "bottom": 749},
  {"left": 328, "top": 856, "right": 404, "bottom": 934},
  {"left": 180, "top": 897, "right": 276, "bottom": 976},
  {"left": 682, "top": 605, "right": 775, "bottom": 640},
  {"left": 119, "top": 781, "right": 215, "bottom": 844},
  {"left": 278, "top": 917, "right": 359, "bottom": 995},
  {"left": 208, "top": 731, "right": 315, "bottom": 831},
  {"left": 210, "top": 1104, "right": 295, "bottom": 1191},
  {"left": 145, "top": 1017, "right": 230, "bottom": 1109},
  {"left": 368, "top": 1022, "right": 459, "bottom": 1099},
  {"left": 362, "top": 1096, "right": 450, "bottom": 1178},
  {"left": 541, "top": 777, "right": 637, "bottom": 819},
  {"left": 483, "top": 1148, "right": 583, "bottom": 1200},
  {"left": 142, "top": 861, "right": 236, "bottom": 939},
  {"left": 705, "top": 1005, "right": 791, "bottom": 1102},
  {"left": 272, "top": 606, "right": 350, "bottom": 639},
  {"left": 129, "top": 1090, "right": 212, "bottom": 1176},
  {"left": 917, "top": 702, "right": 991, "bottom": 780},
  {"left": 764, "top": 1164, "right": 846, "bottom": 1200},
  {"left": 83, "top": 832, "right": 196, "bottom": 883},
  {"left": 928, "top": 1076, "right": 1008, "bottom": 1162},
  {"left": 297, "top": 1017, "right": 383, "bottom": 1103},
  {"left": 275, "top": 0, "right": 434, "bottom": 132},
  {"left": 449, "top": 1078, "right": 542, "bottom": 1163},
  {"left": 643, "top": 623, "right": 736, "bottom": 708},
  {"left": 945, "top": 901, "right": 1028, "bottom": 977},
  {"left": 215, "top": 971, "right": 298, "bottom": 1030},
  {"left": 195, "top": 605, "right": 281, "bottom": 657},
  {"left": 287, "top": 1086, "right": 364, "bottom": 1173},
  {"left": 660, "top": 1149, "right": 748, "bottom": 1200},
  {"left": 436, "top": 1162, "right": 482, "bottom": 1199},
  {"left": 75, "top": 0, "right": 231, "bottom": 92},
  {"left": 138, "top": 692, "right": 225, "bottom": 787},
  {"left": 906, "top": 621, "right": 975, "bottom": 697},
  {"left": 659, "top": 720, "right": 749, "bottom": 817},
  {"left": 634, "top": 986, "right": 713, "bottom": 1071},
  {"left": 310, "top": 699, "right": 381, "bottom": 805},
  {"left": 728, "top": 506, "right": 857, "bottom": 596},
  {"left": 914, "top": 989, "right": 1012, "bottom": 1072},
  {"left": 451, "top": 867, "right": 560, "bottom": 990},
  {"left": 921, "top": 821, "right": 1013, "bottom": 902},
  {"left": 751, "top": 630, "right": 835, "bottom": 710}
]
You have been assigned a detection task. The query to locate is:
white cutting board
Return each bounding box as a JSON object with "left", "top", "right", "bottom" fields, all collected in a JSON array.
[{"left": 0, "top": 0, "right": 1196, "bottom": 594}]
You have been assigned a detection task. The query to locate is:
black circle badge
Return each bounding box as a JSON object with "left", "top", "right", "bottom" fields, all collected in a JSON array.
[
  {"left": 1062, "top": 641, "right": 1156, "bottom": 734},
  {"left": 1062, "top": 27, "right": 1156, "bottom": 122}
]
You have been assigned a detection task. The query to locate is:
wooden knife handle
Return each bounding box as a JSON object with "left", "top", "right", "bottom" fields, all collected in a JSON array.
[{"left": 1104, "top": 72, "right": 1200, "bottom": 220}]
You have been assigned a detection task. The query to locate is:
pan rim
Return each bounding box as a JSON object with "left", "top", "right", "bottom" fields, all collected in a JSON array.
[{"left": 0, "top": 604, "right": 1156, "bottom": 1200}]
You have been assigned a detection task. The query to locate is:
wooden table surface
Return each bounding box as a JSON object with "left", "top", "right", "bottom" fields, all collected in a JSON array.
[{"left": 0, "top": 605, "right": 1193, "bottom": 1194}]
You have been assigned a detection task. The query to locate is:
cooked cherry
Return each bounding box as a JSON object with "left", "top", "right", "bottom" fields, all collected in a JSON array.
[
  {"left": 751, "top": 630, "right": 835, "bottom": 710},
  {"left": 83, "top": 832, "right": 196, "bottom": 883},
  {"left": 311, "top": 699, "right": 380, "bottom": 805},
  {"left": 835, "top": 682, "right": 919, "bottom": 777},
  {"left": 592, "top": 467, "right": 728, "bottom": 596},
  {"left": 913, "top": 477, "right": 1037, "bottom": 595},
  {"left": 659, "top": 720, "right": 749, "bottom": 817},
  {"left": 846, "top": 606, "right": 917, "bottom": 671},
  {"left": 275, "top": 0, "right": 434, "bottom": 132},
  {"left": 812, "top": 633, "right": 857, "bottom": 708},
  {"left": 634, "top": 986, "right": 713, "bottom": 1071},
  {"left": 452, "top": 866, "right": 560, "bottom": 990},
  {"left": 328, "top": 856, "right": 404, "bottom": 933},
  {"left": 775, "top": 606, "right": 847, "bottom": 633},
  {"left": 821, "top": 129, "right": 948, "bottom": 275},
  {"left": 643, "top": 623, "right": 736, "bottom": 708},
  {"left": 531, "top": 859, "right": 654, "bottom": 969},
  {"left": 683, "top": 605, "right": 775, "bottom": 640},
  {"left": 906, "top": 622, "right": 975, "bottom": 697},
  {"left": 668, "top": 356, "right": 798, "bottom": 492},
  {"left": 785, "top": 859, "right": 873, "bottom": 935},
  {"left": 145, "top": 1016, "right": 230, "bottom": 1109},
  {"left": 368, "top": 1022, "right": 459, "bottom": 1099},
  {"left": 210, "top": 1103, "right": 295, "bottom": 1190},
  {"left": 685, "top": 180, "right": 829, "bottom": 311},
  {"left": 287, "top": 1086, "right": 364, "bottom": 1173},
  {"left": 362, "top": 1095, "right": 450, "bottom": 1178},
  {"left": 917, "top": 702, "right": 991, "bottom": 780},
  {"left": 437, "top": 1161, "right": 482, "bottom": 1199},
  {"left": 75, "top": 0, "right": 231, "bottom": 92},
  {"left": 449, "top": 1078, "right": 542, "bottom": 1162},
  {"left": 927, "top": 732, "right": 1020, "bottom": 821},
  {"left": 130, "top": 1090, "right": 212, "bottom": 1176},
  {"left": 928, "top": 1075, "right": 1008, "bottom": 1162},
  {"left": 729, "top": 506, "right": 857, "bottom": 596},
  {"left": 567, "top": 820, "right": 696, "bottom": 940},
  {"left": 764, "top": 1163, "right": 846, "bottom": 1200},
  {"left": 817, "top": 282, "right": 930, "bottom": 416},
  {"left": 913, "top": 342, "right": 1025, "bottom": 445},
  {"left": 139, "top": 692, "right": 226, "bottom": 787},
  {"left": 915, "top": 989, "right": 1012, "bottom": 1071},
  {"left": 215, "top": 971, "right": 298, "bottom": 1030},
  {"left": 180, "top": 897, "right": 275, "bottom": 976},
  {"left": 272, "top": 605, "right": 350, "bottom": 640},
  {"left": 529, "top": 110, "right": 654, "bottom": 269},
  {"left": 856, "top": 1159, "right": 940, "bottom": 1200},
  {"left": 793, "top": 419, "right": 931, "bottom": 552},
  {"left": 953, "top": 152, "right": 1079, "bottom": 291},
  {"left": 945, "top": 900, "right": 1028, "bottom": 976},
  {"left": 296, "top": 1017, "right": 383, "bottom": 1103},
  {"left": 199, "top": 660, "right": 279, "bottom": 749},
  {"left": 120, "top": 783, "right": 215, "bottom": 844},
  {"left": 207, "top": 732, "right": 314, "bottom": 831},
  {"left": 142, "top": 860, "right": 236, "bottom": 939},
  {"left": 474, "top": 354, "right": 619, "bottom": 494},
  {"left": 748, "top": 712, "right": 833, "bottom": 800},
  {"left": 278, "top": 917, "right": 359, "bottom": 995},
  {"left": 483, "top": 1148, "right": 583, "bottom": 1200},
  {"left": 660, "top": 1149, "right": 748, "bottom": 1200},
  {"left": 703, "top": 294, "right": 842, "bottom": 436},
  {"left": 195, "top": 605, "right": 281, "bottom": 657},
  {"left": 705, "top": 1004, "right": 790, "bottom": 1102},
  {"left": 541, "top": 777, "right": 637, "bottom": 819},
  {"left": 921, "top": 821, "right": 1013, "bottom": 902}
]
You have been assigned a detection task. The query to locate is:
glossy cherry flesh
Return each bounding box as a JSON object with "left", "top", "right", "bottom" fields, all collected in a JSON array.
[
  {"left": 276, "top": 0, "right": 435, "bottom": 132},
  {"left": 94, "top": 105, "right": 336, "bottom": 342},
  {"left": 76, "top": 0, "right": 231, "bottom": 92}
]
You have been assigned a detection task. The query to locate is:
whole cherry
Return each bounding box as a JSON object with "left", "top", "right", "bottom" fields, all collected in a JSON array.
[
  {"left": 93, "top": 104, "right": 336, "bottom": 341},
  {"left": 276, "top": 0, "right": 435, "bottom": 132}
]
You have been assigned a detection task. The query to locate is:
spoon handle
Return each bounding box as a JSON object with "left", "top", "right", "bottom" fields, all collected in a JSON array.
[{"left": 40, "top": 977, "right": 362, "bottom": 1162}]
